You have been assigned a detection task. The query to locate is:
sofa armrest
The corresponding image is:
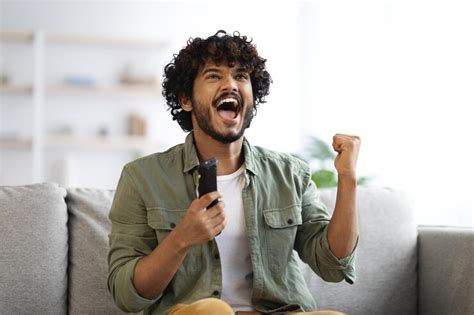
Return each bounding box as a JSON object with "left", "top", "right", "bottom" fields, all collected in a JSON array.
[{"left": 418, "top": 226, "right": 474, "bottom": 315}]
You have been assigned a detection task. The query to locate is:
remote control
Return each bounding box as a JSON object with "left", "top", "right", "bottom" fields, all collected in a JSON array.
[{"left": 198, "top": 158, "right": 218, "bottom": 209}]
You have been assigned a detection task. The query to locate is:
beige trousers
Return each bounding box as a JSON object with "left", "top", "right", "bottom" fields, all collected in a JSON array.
[{"left": 167, "top": 298, "right": 346, "bottom": 315}]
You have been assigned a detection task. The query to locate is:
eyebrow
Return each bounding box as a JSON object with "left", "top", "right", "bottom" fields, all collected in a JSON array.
[
  {"left": 201, "top": 66, "right": 249, "bottom": 75},
  {"left": 234, "top": 67, "right": 248, "bottom": 73},
  {"left": 201, "top": 68, "right": 221, "bottom": 75}
]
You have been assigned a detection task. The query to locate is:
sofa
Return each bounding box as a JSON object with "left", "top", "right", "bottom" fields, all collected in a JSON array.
[{"left": 0, "top": 182, "right": 472, "bottom": 314}]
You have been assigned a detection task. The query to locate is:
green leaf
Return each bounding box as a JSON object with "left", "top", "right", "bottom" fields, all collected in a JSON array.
[
  {"left": 298, "top": 135, "right": 374, "bottom": 188},
  {"left": 312, "top": 169, "right": 338, "bottom": 188},
  {"left": 305, "top": 135, "right": 335, "bottom": 162},
  {"left": 357, "top": 176, "right": 372, "bottom": 186}
]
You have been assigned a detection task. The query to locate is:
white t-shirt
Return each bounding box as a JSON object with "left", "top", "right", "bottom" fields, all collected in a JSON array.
[{"left": 215, "top": 164, "right": 253, "bottom": 311}]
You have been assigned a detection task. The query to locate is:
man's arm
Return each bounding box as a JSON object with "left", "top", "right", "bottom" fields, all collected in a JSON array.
[
  {"left": 131, "top": 230, "right": 189, "bottom": 300},
  {"left": 327, "top": 134, "right": 361, "bottom": 259},
  {"left": 133, "top": 192, "right": 226, "bottom": 300},
  {"left": 294, "top": 166, "right": 356, "bottom": 284},
  {"left": 108, "top": 167, "right": 226, "bottom": 311}
]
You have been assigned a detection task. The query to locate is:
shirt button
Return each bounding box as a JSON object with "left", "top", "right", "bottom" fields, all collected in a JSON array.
[
  {"left": 287, "top": 218, "right": 293, "bottom": 224},
  {"left": 170, "top": 222, "right": 176, "bottom": 228},
  {"left": 212, "top": 290, "right": 219, "bottom": 296}
]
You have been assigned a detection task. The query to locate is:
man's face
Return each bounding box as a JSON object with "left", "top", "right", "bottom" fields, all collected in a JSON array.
[{"left": 186, "top": 61, "right": 255, "bottom": 144}]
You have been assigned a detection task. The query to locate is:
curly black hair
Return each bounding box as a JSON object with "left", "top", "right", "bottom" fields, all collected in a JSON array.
[{"left": 162, "top": 30, "right": 272, "bottom": 132}]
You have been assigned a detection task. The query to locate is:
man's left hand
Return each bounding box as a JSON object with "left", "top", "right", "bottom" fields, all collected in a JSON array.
[{"left": 332, "top": 134, "right": 361, "bottom": 178}]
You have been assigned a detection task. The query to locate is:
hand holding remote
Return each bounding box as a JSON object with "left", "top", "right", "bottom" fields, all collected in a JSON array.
[{"left": 173, "top": 159, "right": 225, "bottom": 245}]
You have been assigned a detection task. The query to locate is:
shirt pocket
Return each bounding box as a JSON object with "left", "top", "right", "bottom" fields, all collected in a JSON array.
[
  {"left": 147, "top": 207, "right": 202, "bottom": 273},
  {"left": 262, "top": 205, "right": 302, "bottom": 272}
]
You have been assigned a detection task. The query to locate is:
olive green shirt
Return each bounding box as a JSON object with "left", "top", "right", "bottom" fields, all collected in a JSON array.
[{"left": 107, "top": 132, "right": 356, "bottom": 314}]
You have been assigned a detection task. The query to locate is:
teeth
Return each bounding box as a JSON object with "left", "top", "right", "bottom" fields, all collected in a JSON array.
[{"left": 217, "top": 98, "right": 238, "bottom": 108}]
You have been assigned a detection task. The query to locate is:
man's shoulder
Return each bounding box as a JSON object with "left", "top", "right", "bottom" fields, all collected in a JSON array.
[
  {"left": 123, "top": 142, "right": 185, "bottom": 173},
  {"left": 249, "top": 144, "right": 310, "bottom": 173}
]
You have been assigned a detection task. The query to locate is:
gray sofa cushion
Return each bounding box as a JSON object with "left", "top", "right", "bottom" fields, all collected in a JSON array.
[
  {"left": 300, "top": 186, "right": 418, "bottom": 315},
  {"left": 67, "top": 186, "right": 419, "bottom": 315},
  {"left": 418, "top": 226, "right": 474, "bottom": 315},
  {"left": 0, "top": 183, "right": 68, "bottom": 313},
  {"left": 66, "top": 188, "right": 131, "bottom": 314}
]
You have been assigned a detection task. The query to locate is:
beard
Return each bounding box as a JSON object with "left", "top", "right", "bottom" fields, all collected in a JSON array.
[{"left": 192, "top": 96, "right": 254, "bottom": 144}]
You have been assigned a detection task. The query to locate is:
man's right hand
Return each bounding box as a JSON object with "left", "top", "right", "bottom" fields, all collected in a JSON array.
[{"left": 173, "top": 191, "right": 226, "bottom": 248}]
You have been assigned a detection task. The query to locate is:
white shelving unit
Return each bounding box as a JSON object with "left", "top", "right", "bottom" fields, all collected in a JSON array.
[{"left": 0, "top": 30, "right": 168, "bottom": 185}]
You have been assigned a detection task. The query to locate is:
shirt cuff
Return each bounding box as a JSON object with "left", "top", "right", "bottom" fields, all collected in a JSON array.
[
  {"left": 319, "top": 226, "right": 358, "bottom": 284},
  {"left": 118, "top": 257, "right": 162, "bottom": 312}
]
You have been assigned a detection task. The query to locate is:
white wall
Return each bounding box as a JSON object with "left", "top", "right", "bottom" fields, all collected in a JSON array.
[
  {"left": 0, "top": 1, "right": 306, "bottom": 189},
  {"left": 303, "top": 0, "right": 474, "bottom": 226},
  {"left": 0, "top": 0, "right": 306, "bottom": 151},
  {"left": 1, "top": 0, "right": 472, "bottom": 226}
]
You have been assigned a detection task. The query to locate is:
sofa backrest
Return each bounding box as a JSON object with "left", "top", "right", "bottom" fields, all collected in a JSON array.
[
  {"left": 310, "top": 186, "right": 418, "bottom": 314},
  {"left": 0, "top": 183, "right": 68, "bottom": 314},
  {"left": 66, "top": 186, "right": 418, "bottom": 315},
  {"left": 1, "top": 184, "right": 418, "bottom": 315},
  {"left": 66, "top": 187, "right": 131, "bottom": 314}
]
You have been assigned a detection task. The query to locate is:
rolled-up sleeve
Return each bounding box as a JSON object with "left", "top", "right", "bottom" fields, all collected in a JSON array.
[
  {"left": 294, "top": 169, "right": 357, "bottom": 284},
  {"left": 107, "top": 166, "right": 161, "bottom": 312}
]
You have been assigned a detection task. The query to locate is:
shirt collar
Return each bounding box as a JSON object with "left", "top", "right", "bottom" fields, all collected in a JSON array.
[
  {"left": 183, "top": 132, "right": 200, "bottom": 173},
  {"left": 182, "top": 132, "right": 259, "bottom": 176},
  {"left": 242, "top": 137, "right": 259, "bottom": 176}
]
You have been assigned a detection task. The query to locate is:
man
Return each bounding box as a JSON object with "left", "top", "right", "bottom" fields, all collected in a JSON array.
[{"left": 108, "top": 30, "right": 360, "bottom": 315}]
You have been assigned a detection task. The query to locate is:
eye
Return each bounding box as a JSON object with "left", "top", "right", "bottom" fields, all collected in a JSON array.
[
  {"left": 236, "top": 73, "right": 249, "bottom": 80},
  {"left": 206, "top": 74, "right": 221, "bottom": 80}
]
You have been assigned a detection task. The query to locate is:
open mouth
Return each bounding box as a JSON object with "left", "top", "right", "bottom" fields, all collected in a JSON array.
[{"left": 215, "top": 97, "right": 241, "bottom": 121}]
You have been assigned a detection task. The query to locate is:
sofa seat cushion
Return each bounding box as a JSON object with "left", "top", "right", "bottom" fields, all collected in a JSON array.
[{"left": 0, "top": 183, "right": 68, "bottom": 313}]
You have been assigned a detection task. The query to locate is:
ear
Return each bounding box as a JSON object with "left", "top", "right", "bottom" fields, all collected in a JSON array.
[{"left": 179, "top": 94, "right": 192, "bottom": 112}]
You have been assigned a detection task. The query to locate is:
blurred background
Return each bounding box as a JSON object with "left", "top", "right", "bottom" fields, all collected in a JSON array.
[{"left": 0, "top": 0, "right": 472, "bottom": 227}]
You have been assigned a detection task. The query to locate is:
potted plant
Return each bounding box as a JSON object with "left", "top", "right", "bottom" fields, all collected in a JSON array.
[{"left": 297, "top": 136, "right": 372, "bottom": 188}]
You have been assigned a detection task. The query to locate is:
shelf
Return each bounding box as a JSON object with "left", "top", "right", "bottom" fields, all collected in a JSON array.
[
  {"left": 47, "top": 83, "right": 162, "bottom": 97},
  {"left": 45, "top": 135, "right": 157, "bottom": 150},
  {"left": 0, "top": 137, "right": 32, "bottom": 149},
  {"left": 0, "top": 83, "right": 161, "bottom": 97},
  {"left": 0, "top": 84, "right": 33, "bottom": 95},
  {"left": 46, "top": 33, "right": 167, "bottom": 48},
  {"left": 1, "top": 135, "right": 158, "bottom": 151},
  {"left": 0, "top": 31, "right": 167, "bottom": 48},
  {"left": 1, "top": 28, "right": 167, "bottom": 184},
  {"left": 0, "top": 31, "right": 34, "bottom": 42}
]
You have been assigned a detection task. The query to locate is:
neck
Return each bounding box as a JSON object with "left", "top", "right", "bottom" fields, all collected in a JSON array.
[{"left": 193, "top": 130, "right": 244, "bottom": 176}]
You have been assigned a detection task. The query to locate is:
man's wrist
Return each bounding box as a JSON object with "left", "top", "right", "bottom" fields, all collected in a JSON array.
[
  {"left": 338, "top": 173, "right": 357, "bottom": 183},
  {"left": 169, "top": 227, "right": 192, "bottom": 253}
]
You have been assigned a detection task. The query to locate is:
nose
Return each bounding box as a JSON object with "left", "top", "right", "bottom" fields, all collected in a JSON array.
[{"left": 221, "top": 74, "right": 238, "bottom": 92}]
